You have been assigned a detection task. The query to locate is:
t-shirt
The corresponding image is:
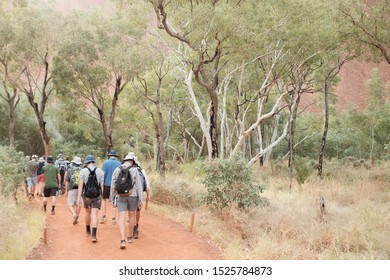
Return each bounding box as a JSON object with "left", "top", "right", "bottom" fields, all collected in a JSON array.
[
  {"left": 26, "top": 160, "right": 38, "bottom": 177},
  {"left": 42, "top": 164, "right": 59, "bottom": 189},
  {"left": 80, "top": 165, "right": 104, "bottom": 186},
  {"left": 102, "top": 157, "right": 121, "bottom": 187}
]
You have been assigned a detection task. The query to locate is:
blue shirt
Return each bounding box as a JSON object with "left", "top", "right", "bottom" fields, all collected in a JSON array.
[{"left": 102, "top": 157, "right": 121, "bottom": 187}]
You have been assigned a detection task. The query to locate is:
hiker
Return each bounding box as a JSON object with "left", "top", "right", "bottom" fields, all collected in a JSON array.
[
  {"left": 65, "top": 156, "right": 82, "bottom": 225},
  {"left": 26, "top": 155, "right": 39, "bottom": 199},
  {"left": 101, "top": 150, "right": 121, "bottom": 225},
  {"left": 42, "top": 156, "right": 61, "bottom": 215},
  {"left": 111, "top": 152, "right": 143, "bottom": 249},
  {"left": 77, "top": 155, "right": 104, "bottom": 243},
  {"left": 22, "top": 155, "right": 30, "bottom": 197},
  {"left": 133, "top": 156, "right": 150, "bottom": 239},
  {"left": 54, "top": 153, "right": 67, "bottom": 196},
  {"left": 35, "top": 156, "right": 45, "bottom": 197}
]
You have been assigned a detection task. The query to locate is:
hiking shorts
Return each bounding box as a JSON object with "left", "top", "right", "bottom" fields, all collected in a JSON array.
[
  {"left": 37, "top": 174, "right": 45, "bottom": 183},
  {"left": 26, "top": 177, "right": 37, "bottom": 186},
  {"left": 43, "top": 188, "right": 57, "bottom": 197},
  {"left": 67, "top": 189, "right": 79, "bottom": 206},
  {"left": 82, "top": 195, "right": 102, "bottom": 209},
  {"left": 117, "top": 196, "right": 138, "bottom": 212},
  {"left": 102, "top": 186, "right": 110, "bottom": 199}
]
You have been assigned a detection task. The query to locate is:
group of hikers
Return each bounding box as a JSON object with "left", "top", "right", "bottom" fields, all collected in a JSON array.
[{"left": 23, "top": 150, "right": 150, "bottom": 249}]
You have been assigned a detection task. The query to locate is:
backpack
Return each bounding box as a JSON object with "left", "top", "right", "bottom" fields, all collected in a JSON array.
[
  {"left": 69, "top": 166, "right": 81, "bottom": 189},
  {"left": 134, "top": 164, "right": 147, "bottom": 192},
  {"left": 115, "top": 166, "right": 133, "bottom": 195},
  {"left": 58, "top": 158, "right": 67, "bottom": 172},
  {"left": 83, "top": 167, "right": 101, "bottom": 198}
]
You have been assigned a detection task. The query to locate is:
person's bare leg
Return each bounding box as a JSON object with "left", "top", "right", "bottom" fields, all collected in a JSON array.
[
  {"left": 127, "top": 211, "right": 136, "bottom": 241},
  {"left": 118, "top": 210, "right": 127, "bottom": 241}
]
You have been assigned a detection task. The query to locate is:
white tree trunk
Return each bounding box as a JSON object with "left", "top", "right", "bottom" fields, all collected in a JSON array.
[{"left": 185, "top": 69, "right": 213, "bottom": 161}]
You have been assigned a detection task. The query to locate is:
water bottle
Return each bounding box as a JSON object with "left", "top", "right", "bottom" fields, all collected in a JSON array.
[{"left": 58, "top": 186, "right": 62, "bottom": 196}]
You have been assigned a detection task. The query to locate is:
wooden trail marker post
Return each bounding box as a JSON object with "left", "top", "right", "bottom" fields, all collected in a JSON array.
[
  {"left": 189, "top": 213, "right": 195, "bottom": 232},
  {"left": 43, "top": 226, "right": 47, "bottom": 244}
]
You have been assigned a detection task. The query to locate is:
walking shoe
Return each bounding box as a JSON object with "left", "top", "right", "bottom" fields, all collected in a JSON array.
[
  {"left": 127, "top": 237, "right": 133, "bottom": 243},
  {"left": 133, "top": 229, "right": 139, "bottom": 239},
  {"left": 120, "top": 240, "right": 126, "bottom": 249},
  {"left": 86, "top": 230, "right": 91, "bottom": 236},
  {"left": 100, "top": 216, "right": 107, "bottom": 224},
  {"left": 92, "top": 236, "right": 97, "bottom": 243},
  {"left": 72, "top": 214, "right": 79, "bottom": 225},
  {"left": 111, "top": 218, "right": 116, "bottom": 225},
  {"left": 51, "top": 210, "right": 55, "bottom": 215}
]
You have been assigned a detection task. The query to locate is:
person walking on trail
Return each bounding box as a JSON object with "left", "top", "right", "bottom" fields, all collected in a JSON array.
[
  {"left": 65, "top": 156, "right": 82, "bottom": 225},
  {"left": 77, "top": 155, "right": 104, "bottom": 243},
  {"left": 42, "top": 156, "right": 61, "bottom": 215},
  {"left": 26, "top": 155, "right": 39, "bottom": 200},
  {"left": 133, "top": 156, "right": 150, "bottom": 239},
  {"left": 101, "top": 150, "right": 121, "bottom": 225},
  {"left": 22, "top": 155, "right": 31, "bottom": 197},
  {"left": 54, "top": 153, "right": 67, "bottom": 196},
  {"left": 35, "top": 157, "right": 45, "bottom": 197},
  {"left": 111, "top": 152, "right": 143, "bottom": 249}
]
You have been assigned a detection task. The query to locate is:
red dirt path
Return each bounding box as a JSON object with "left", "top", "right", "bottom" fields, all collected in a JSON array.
[{"left": 26, "top": 196, "right": 222, "bottom": 260}]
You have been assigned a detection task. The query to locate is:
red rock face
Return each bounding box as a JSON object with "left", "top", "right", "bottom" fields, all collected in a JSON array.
[{"left": 336, "top": 60, "right": 390, "bottom": 112}]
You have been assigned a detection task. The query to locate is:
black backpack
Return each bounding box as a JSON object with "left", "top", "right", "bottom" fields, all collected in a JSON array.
[
  {"left": 58, "top": 158, "right": 67, "bottom": 172},
  {"left": 115, "top": 165, "right": 133, "bottom": 195},
  {"left": 83, "top": 167, "right": 101, "bottom": 198}
]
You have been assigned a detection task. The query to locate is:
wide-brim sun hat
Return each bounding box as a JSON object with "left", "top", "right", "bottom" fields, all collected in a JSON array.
[
  {"left": 72, "top": 156, "right": 82, "bottom": 165},
  {"left": 32, "top": 155, "right": 38, "bottom": 159},
  {"left": 84, "top": 155, "right": 96, "bottom": 164},
  {"left": 107, "top": 150, "right": 119, "bottom": 157},
  {"left": 47, "top": 156, "right": 54, "bottom": 163},
  {"left": 39, "top": 157, "right": 45, "bottom": 162},
  {"left": 123, "top": 152, "right": 136, "bottom": 162},
  {"left": 84, "top": 155, "right": 95, "bottom": 164}
]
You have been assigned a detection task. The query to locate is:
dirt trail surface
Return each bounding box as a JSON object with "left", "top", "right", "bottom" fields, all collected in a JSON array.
[{"left": 26, "top": 196, "right": 221, "bottom": 260}]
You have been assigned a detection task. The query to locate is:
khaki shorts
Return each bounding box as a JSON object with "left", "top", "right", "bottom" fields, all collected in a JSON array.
[
  {"left": 117, "top": 196, "right": 138, "bottom": 212},
  {"left": 82, "top": 195, "right": 102, "bottom": 209}
]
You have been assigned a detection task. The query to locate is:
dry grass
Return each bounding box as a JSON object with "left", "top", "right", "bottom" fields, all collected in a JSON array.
[
  {"left": 0, "top": 191, "right": 44, "bottom": 260},
  {"left": 148, "top": 160, "right": 390, "bottom": 260}
]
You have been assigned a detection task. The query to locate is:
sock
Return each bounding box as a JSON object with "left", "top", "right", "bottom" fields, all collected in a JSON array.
[
  {"left": 51, "top": 205, "right": 55, "bottom": 211},
  {"left": 86, "top": 225, "right": 91, "bottom": 232},
  {"left": 43, "top": 204, "right": 46, "bottom": 211},
  {"left": 92, "top": 227, "right": 97, "bottom": 237}
]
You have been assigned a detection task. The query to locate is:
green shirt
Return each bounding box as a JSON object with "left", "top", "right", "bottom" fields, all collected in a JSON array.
[{"left": 42, "top": 164, "right": 59, "bottom": 189}]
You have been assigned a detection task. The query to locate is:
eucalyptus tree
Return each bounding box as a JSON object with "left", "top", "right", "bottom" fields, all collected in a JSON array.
[
  {"left": 0, "top": 7, "right": 23, "bottom": 146},
  {"left": 53, "top": 8, "right": 146, "bottom": 153},
  {"left": 12, "top": 2, "right": 63, "bottom": 157},
  {"left": 339, "top": 0, "right": 390, "bottom": 64}
]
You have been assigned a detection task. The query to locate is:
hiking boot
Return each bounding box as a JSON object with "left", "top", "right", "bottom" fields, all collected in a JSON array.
[
  {"left": 100, "top": 216, "right": 107, "bottom": 224},
  {"left": 86, "top": 230, "right": 91, "bottom": 236},
  {"left": 72, "top": 214, "right": 79, "bottom": 225},
  {"left": 51, "top": 210, "right": 55, "bottom": 215},
  {"left": 111, "top": 218, "right": 116, "bottom": 225},
  {"left": 133, "top": 229, "right": 139, "bottom": 239},
  {"left": 120, "top": 240, "right": 126, "bottom": 249},
  {"left": 127, "top": 237, "right": 133, "bottom": 243},
  {"left": 92, "top": 236, "right": 97, "bottom": 243}
]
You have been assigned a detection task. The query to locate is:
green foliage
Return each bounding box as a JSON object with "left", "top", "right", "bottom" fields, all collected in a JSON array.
[
  {"left": 202, "top": 157, "right": 268, "bottom": 211},
  {"left": 294, "top": 157, "right": 311, "bottom": 185},
  {"left": 0, "top": 145, "right": 25, "bottom": 198}
]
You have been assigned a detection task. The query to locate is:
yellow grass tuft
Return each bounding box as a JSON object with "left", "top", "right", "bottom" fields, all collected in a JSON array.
[{"left": 0, "top": 193, "right": 44, "bottom": 260}]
